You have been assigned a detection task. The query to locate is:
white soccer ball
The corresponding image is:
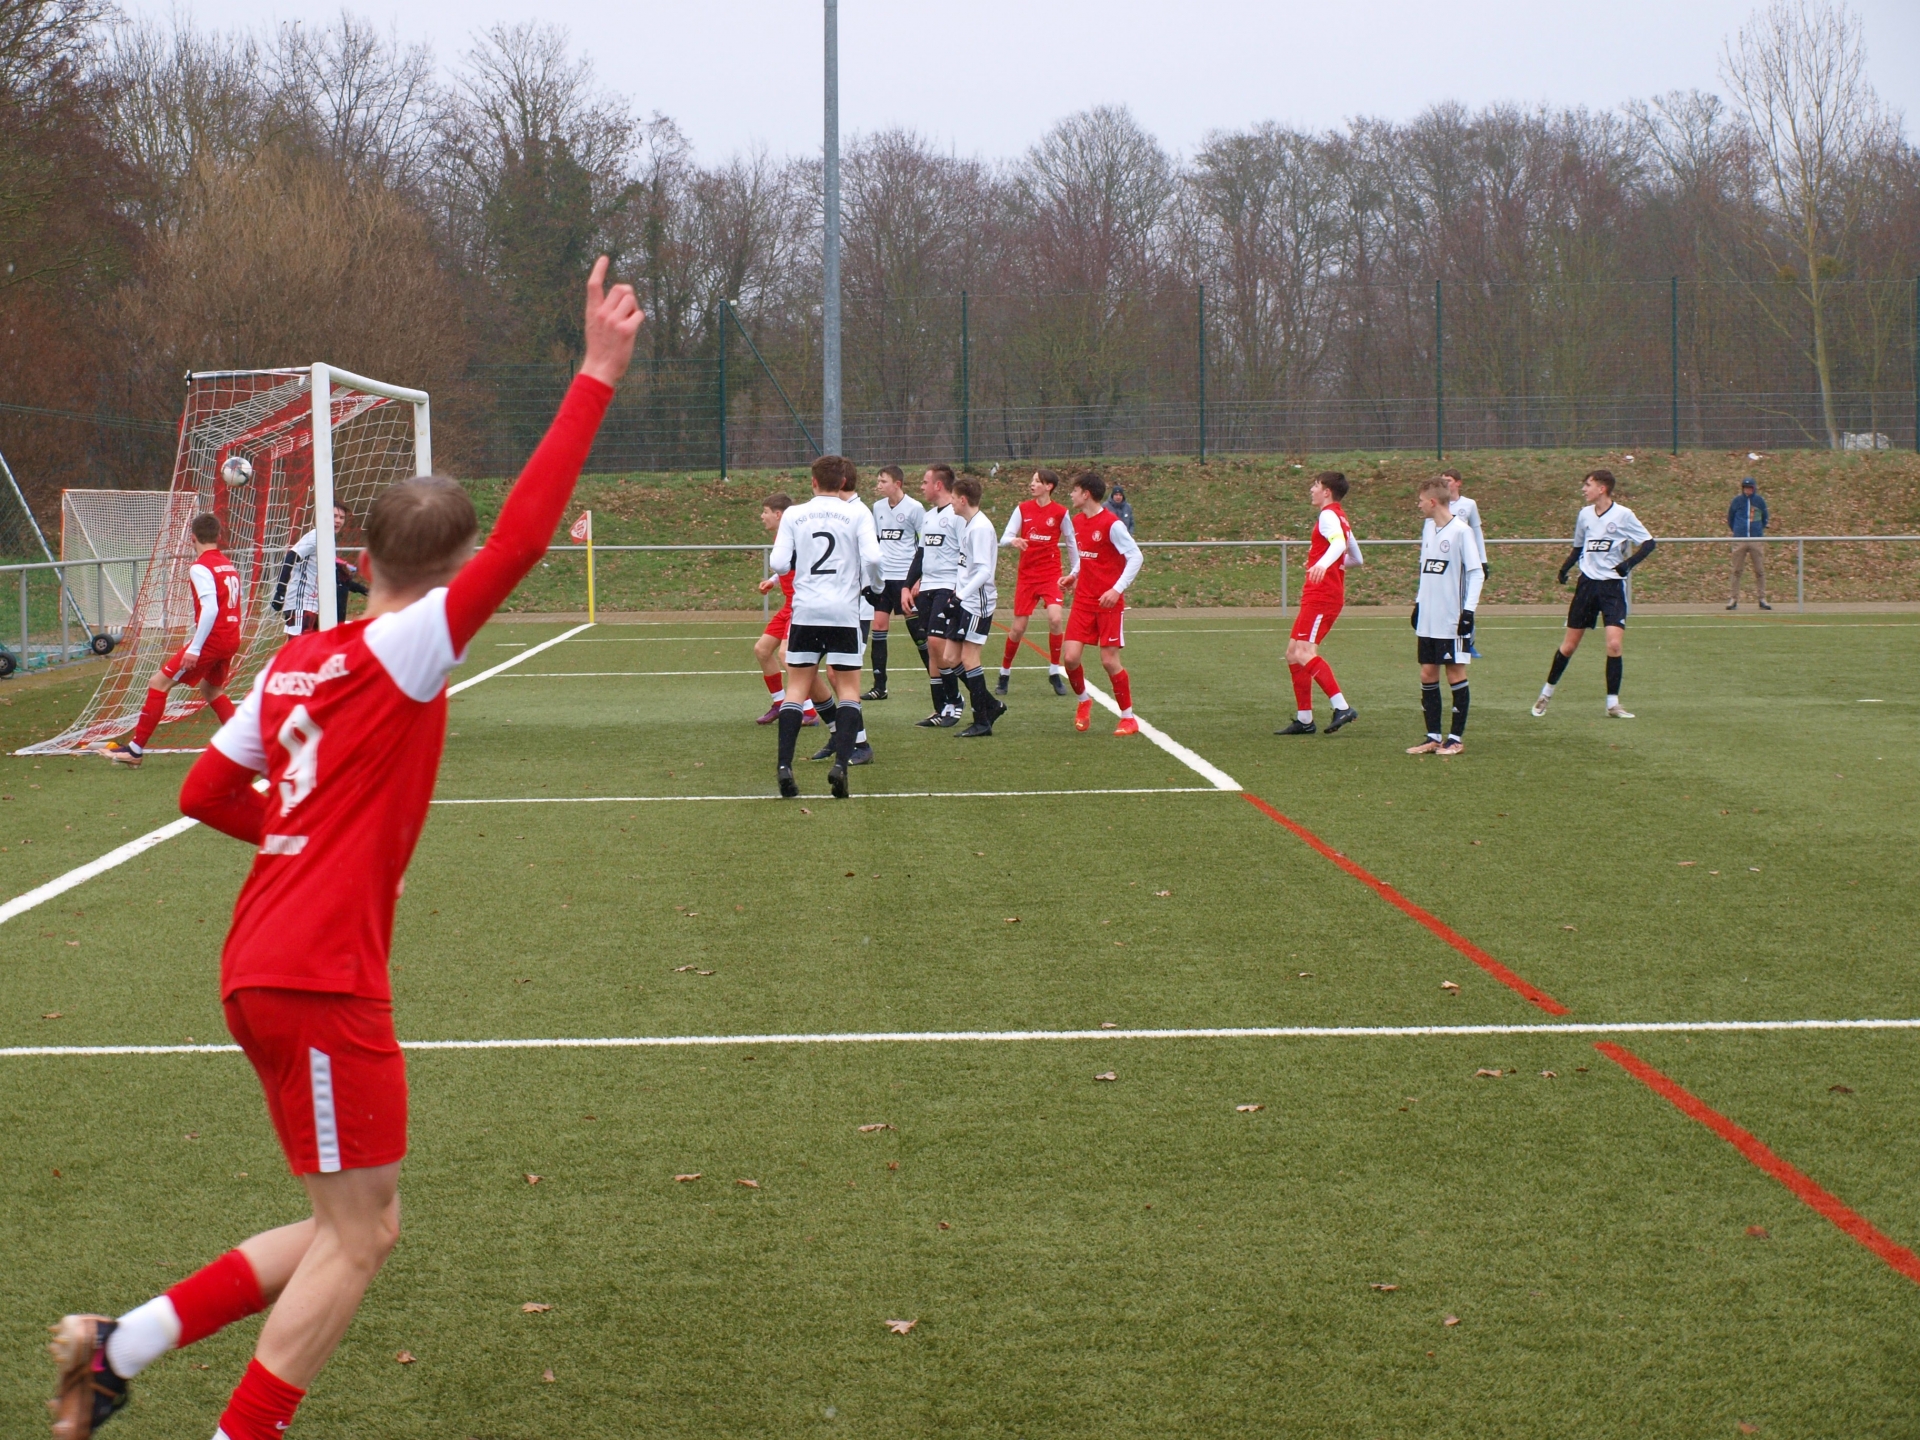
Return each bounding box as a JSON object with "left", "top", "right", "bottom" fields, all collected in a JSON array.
[{"left": 221, "top": 455, "right": 253, "bottom": 487}]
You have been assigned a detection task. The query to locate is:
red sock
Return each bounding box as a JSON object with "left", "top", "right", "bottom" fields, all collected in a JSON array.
[
  {"left": 131, "top": 687, "right": 168, "bottom": 749},
  {"left": 1001, "top": 636, "right": 1019, "bottom": 670},
  {"left": 1066, "top": 664, "right": 1086, "bottom": 697},
  {"left": 166, "top": 1249, "right": 265, "bottom": 1347},
  {"left": 1112, "top": 669, "right": 1132, "bottom": 711},
  {"left": 217, "top": 1359, "right": 305, "bottom": 1440},
  {"left": 762, "top": 673, "right": 782, "bottom": 696},
  {"left": 1289, "top": 663, "right": 1312, "bottom": 710},
  {"left": 1048, "top": 632, "right": 1063, "bottom": 666},
  {"left": 209, "top": 694, "right": 236, "bottom": 725},
  {"left": 1307, "top": 657, "right": 1341, "bottom": 699}
]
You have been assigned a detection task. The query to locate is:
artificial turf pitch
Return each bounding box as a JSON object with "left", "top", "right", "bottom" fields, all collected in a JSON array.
[{"left": 2, "top": 611, "right": 1917, "bottom": 1437}]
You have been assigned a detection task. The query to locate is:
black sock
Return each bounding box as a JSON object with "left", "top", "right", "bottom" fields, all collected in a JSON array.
[
  {"left": 861, "top": 619, "right": 870, "bottom": 645},
  {"left": 817, "top": 697, "right": 838, "bottom": 727},
  {"left": 1547, "top": 648, "right": 1571, "bottom": 685},
  {"left": 1449, "top": 680, "right": 1469, "bottom": 739},
  {"left": 941, "top": 667, "right": 962, "bottom": 710},
  {"left": 929, "top": 674, "right": 944, "bottom": 711},
  {"left": 1606, "top": 655, "right": 1622, "bottom": 695},
  {"left": 1421, "top": 681, "right": 1442, "bottom": 738},
  {"left": 777, "top": 702, "right": 803, "bottom": 768},
  {"left": 916, "top": 641, "right": 932, "bottom": 669},
  {"left": 872, "top": 633, "right": 888, "bottom": 687},
  {"left": 834, "top": 701, "right": 861, "bottom": 763},
  {"left": 964, "top": 665, "right": 992, "bottom": 717}
]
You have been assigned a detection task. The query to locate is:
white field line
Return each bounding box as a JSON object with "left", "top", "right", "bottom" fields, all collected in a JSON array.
[
  {"left": 431, "top": 787, "right": 1225, "bottom": 806},
  {"left": 0, "top": 624, "right": 592, "bottom": 925},
  {"left": 499, "top": 670, "right": 757, "bottom": 677},
  {"left": 1078, "top": 679, "right": 1240, "bottom": 791},
  {"left": 0, "top": 817, "right": 200, "bottom": 926},
  {"left": 447, "top": 622, "right": 594, "bottom": 694},
  {"left": 8, "top": 1017, "right": 1919, "bottom": 1059}
]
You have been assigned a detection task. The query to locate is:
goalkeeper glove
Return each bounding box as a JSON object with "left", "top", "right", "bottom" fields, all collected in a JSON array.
[
  {"left": 1457, "top": 609, "right": 1475, "bottom": 638},
  {"left": 1410, "top": 604, "right": 1420, "bottom": 630},
  {"left": 1557, "top": 564, "right": 1573, "bottom": 585}
]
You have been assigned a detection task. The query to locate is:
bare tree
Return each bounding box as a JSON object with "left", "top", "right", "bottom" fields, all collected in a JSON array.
[
  {"left": 1722, "top": 0, "right": 1895, "bottom": 446},
  {"left": 269, "top": 12, "right": 441, "bottom": 192}
]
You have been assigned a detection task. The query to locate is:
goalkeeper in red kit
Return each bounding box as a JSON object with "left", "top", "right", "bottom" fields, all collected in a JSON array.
[{"left": 46, "top": 260, "right": 642, "bottom": 1440}]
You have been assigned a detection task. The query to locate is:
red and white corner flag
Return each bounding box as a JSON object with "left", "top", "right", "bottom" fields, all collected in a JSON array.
[{"left": 569, "top": 510, "right": 592, "bottom": 543}]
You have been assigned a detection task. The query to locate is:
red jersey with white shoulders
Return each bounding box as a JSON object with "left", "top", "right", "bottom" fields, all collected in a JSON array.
[
  {"left": 1301, "top": 502, "right": 1360, "bottom": 604},
  {"left": 1003, "top": 500, "right": 1072, "bottom": 577},
  {"left": 189, "top": 548, "right": 243, "bottom": 657},
  {"left": 1070, "top": 509, "right": 1142, "bottom": 600}
]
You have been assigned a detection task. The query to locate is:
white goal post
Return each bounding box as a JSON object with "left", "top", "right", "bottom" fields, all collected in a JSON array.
[{"left": 310, "top": 363, "right": 432, "bottom": 628}]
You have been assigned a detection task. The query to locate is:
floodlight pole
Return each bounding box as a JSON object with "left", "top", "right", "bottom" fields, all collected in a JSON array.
[{"left": 822, "top": 0, "right": 843, "bottom": 457}]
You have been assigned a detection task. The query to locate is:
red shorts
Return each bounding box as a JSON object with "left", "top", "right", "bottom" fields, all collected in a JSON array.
[
  {"left": 1065, "top": 598, "right": 1126, "bottom": 649},
  {"left": 763, "top": 604, "right": 793, "bottom": 641},
  {"left": 1290, "top": 599, "right": 1343, "bottom": 644},
  {"left": 225, "top": 988, "right": 408, "bottom": 1176},
  {"left": 1013, "top": 572, "right": 1064, "bottom": 618},
  {"left": 161, "top": 644, "right": 235, "bottom": 690}
]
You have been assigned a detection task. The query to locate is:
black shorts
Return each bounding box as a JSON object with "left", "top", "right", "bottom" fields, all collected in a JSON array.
[
  {"left": 959, "top": 607, "right": 994, "bottom": 645},
  {"left": 1567, "top": 576, "right": 1629, "bottom": 630},
  {"left": 785, "top": 623, "right": 864, "bottom": 670},
  {"left": 923, "top": 589, "right": 967, "bottom": 641},
  {"left": 871, "top": 578, "right": 912, "bottom": 615},
  {"left": 1416, "top": 635, "right": 1465, "bottom": 665}
]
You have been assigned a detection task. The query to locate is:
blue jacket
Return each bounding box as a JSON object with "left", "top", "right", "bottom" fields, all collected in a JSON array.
[{"left": 1728, "top": 493, "right": 1768, "bottom": 537}]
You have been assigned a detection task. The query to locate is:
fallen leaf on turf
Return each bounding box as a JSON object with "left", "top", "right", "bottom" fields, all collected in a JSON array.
[
  {"left": 1441, "top": 981, "right": 1460, "bottom": 992},
  {"left": 1678, "top": 861, "right": 1696, "bottom": 867},
  {"left": 396, "top": 1351, "right": 416, "bottom": 1364},
  {"left": 1004, "top": 916, "right": 1020, "bottom": 923},
  {"left": 844, "top": 871, "right": 856, "bottom": 877},
  {"left": 192, "top": 1363, "right": 209, "bottom": 1370},
  {"left": 1100, "top": 1021, "right": 1118, "bottom": 1028},
  {"left": 1739, "top": 1424, "right": 1759, "bottom": 1434},
  {"left": 1562, "top": 925, "right": 1577, "bottom": 931},
  {"left": 1749, "top": 867, "right": 1760, "bottom": 872},
  {"left": 1298, "top": 972, "right": 1313, "bottom": 978},
  {"left": 1443, "top": 1315, "right": 1460, "bottom": 1327},
  {"left": 1094, "top": 1071, "right": 1117, "bottom": 1081},
  {"left": 885, "top": 1319, "right": 917, "bottom": 1334},
  {"left": 1154, "top": 890, "right": 1171, "bottom": 897},
  {"left": 1575, "top": 1067, "right": 1588, "bottom": 1073},
  {"left": 542, "top": 1368, "right": 556, "bottom": 1383},
  {"left": 1829, "top": 1085, "right": 1853, "bottom": 1094},
  {"left": 1747, "top": 1225, "right": 1769, "bottom": 1239},
  {"left": 695, "top": 969, "right": 714, "bottom": 976},
  {"left": 799, "top": 807, "right": 811, "bottom": 814},
  {"left": 1474, "top": 1069, "right": 1503, "bottom": 1078},
  {"left": 1370, "top": 1283, "right": 1398, "bottom": 1292},
  {"left": 1540, "top": 1071, "right": 1558, "bottom": 1079},
  {"left": 736, "top": 1178, "right": 760, "bottom": 1188},
  {"left": 672, "top": 964, "right": 698, "bottom": 972},
  {"left": 524, "top": 1174, "right": 541, "bottom": 1185},
  {"left": 674, "top": 1173, "right": 702, "bottom": 1182},
  {"left": 40, "top": 1012, "right": 61, "bottom": 1020},
  {"left": 938, "top": 1221, "right": 951, "bottom": 1230},
  {"left": 1237, "top": 1104, "right": 1264, "bottom": 1112},
  {"left": 858, "top": 1123, "right": 895, "bottom": 1133},
  {"left": 887, "top": 1161, "right": 899, "bottom": 1170},
  {"left": 185, "top": 1132, "right": 199, "bottom": 1140},
  {"left": 522, "top": 1303, "right": 551, "bottom": 1313}
]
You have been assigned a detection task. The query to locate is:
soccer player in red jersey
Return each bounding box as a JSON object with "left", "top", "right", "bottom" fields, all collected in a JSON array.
[
  {"left": 1276, "top": 471, "right": 1362, "bottom": 736},
  {"left": 753, "top": 493, "right": 798, "bottom": 723},
  {"left": 995, "top": 468, "right": 1076, "bottom": 697},
  {"left": 46, "top": 259, "right": 642, "bottom": 1440},
  {"left": 1060, "top": 472, "right": 1143, "bottom": 736},
  {"left": 95, "top": 513, "right": 243, "bottom": 767}
]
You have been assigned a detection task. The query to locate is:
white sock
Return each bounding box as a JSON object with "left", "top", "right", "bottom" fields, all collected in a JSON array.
[
  {"left": 1120, "top": 707, "right": 1135, "bottom": 719},
  {"left": 1328, "top": 691, "right": 1347, "bottom": 710},
  {"left": 107, "top": 1295, "right": 181, "bottom": 1378},
  {"left": 1049, "top": 663, "right": 1064, "bottom": 675},
  {"left": 1297, "top": 709, "right": 1315, "bottom": 724},
  {"left": 1540, "top": 682, "right": 1556, "bottom": 698},
  {"left": 856, "top": 729, "right": 867, "bottom": 744},
  {"left": 998, "top": 667, "right": 1011, "bottom": 678},
  {"left": 1606, "top": 694, "right": 1620, "bottom": 707}
]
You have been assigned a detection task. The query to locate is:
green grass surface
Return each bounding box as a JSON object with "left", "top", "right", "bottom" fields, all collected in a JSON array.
[
  {"left": 463, "top": 446, "right": 1920, "bottom": 613},
  {"left": 3, "top": 614, "right": 1918, "bottom": 1436}
]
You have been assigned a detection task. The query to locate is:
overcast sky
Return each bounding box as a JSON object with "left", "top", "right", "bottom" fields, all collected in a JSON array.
[{"left": 127, "top": 0, "right": 1919, "bottom": 161}]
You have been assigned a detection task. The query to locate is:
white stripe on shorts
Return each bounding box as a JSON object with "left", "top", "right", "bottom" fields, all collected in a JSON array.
[{"left": 308, "top": 1047, "right": 342, "bottom": 1173}]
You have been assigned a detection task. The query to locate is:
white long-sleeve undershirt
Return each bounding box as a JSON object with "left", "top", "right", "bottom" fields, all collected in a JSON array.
[
  {"left": 186, "top": 563, "right": 219, "bottom": 655},
  {"left": 1108, "top": 518, "right": 1143, "bottom": 594}
]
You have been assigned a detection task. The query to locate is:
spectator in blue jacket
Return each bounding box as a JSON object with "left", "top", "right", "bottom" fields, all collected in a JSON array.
[{"left": 1727, "top": 477, "right": 1771, "bottom": 610}]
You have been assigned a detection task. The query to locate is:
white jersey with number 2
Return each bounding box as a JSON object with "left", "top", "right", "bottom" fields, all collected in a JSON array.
[{"left": 771, "top": 494, "right": 882, "bottom": 627}]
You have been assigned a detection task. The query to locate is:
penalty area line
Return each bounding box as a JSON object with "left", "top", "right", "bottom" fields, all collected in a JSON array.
[
  {"left": 1597, "top": 1042, "right": 1920, "bottom": 1286},
  {"left": 431, "top": 787, "right": 1227, "bottom": 806},
  {"left": 9, "top": 1017, "right": 1920, "bottom": 1059}
]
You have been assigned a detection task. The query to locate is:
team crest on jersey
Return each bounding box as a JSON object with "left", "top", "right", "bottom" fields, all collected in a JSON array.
[
  {"left": 1439, "top": 538, "right": 1450, "bottom": 552},
  {"left": 265, "top": 652, "right": 350, "bottom": 696}
]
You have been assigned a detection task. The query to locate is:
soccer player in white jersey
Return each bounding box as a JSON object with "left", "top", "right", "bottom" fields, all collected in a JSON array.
[
  {"left": 1441, "top": 468, "right": 1487, "bottom": 656},
  {"left": 950, "top": 475, "right": 1009, "bottom": 736},
  {"left": 906, "top": 464, "right": 966, "bottom": 727},
  {"left": 768, "top": 454, "right": 882, "bottom": 799},
  {"left": 864, "top": 464, "right": 925, "bottom": 701},
  {"left": 1408, "top": 477, "right": 1484, "bottom": 755},
  {"left": 804, "top": 464, "right": 878, "bottom": 766},
  {"left": 1533, "top": 468, "right": 1657, "bottom": 720},
  {"left": 272, "top": 506, "right": 366, "bottom": 637}
]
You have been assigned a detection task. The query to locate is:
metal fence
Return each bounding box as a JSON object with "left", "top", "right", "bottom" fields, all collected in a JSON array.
[
  {"left": 470, "top": 279, "right": 1920, "bottom": 475},
  {"left": 0, "top": 556, "right": 146, "bottom": 675}
]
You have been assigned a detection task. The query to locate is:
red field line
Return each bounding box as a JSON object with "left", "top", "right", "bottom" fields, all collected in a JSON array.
[
  {"left": 1017, "top": 635, "right": 1569, "bottom": 1016},
  {"left": 1596, "top": 1041, "right": 1920, "bottom": 1285},
  {"left": 1237, "top": 793, "right": 1570, "bottom": 1015}
]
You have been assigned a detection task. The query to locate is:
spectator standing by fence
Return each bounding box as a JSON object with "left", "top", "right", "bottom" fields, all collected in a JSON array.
[
  {"left": 1106, "top": 485, "right": 1136, "bottom": 534},
  {"left": 1727, "top": 477, "right": 1771, "bottom": 611}
]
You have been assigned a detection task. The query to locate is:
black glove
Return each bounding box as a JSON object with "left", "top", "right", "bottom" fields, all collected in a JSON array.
[
  {"left": 1457, "top": 609, "right": 1475, "bottom": 638},
  {"left": 1410, "top": 604, "right": 1420, "bottom": 630},
  {"left": 1480, "top": 562, "right": 1491, "bottom": 580},
  {"left": 1557, "top": 563, "right": 1573, "bottom": 585}
]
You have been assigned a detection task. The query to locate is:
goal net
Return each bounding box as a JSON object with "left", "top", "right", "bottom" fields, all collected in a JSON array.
[
  {"left": 61, "top": 489, "right": 184, "bottom": 633},
  {"left": 21, "top": 365, "right": 430, "bottom": 754}
]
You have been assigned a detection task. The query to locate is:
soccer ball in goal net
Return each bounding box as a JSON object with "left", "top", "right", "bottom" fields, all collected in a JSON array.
[{"left": 20, "top": 364, "right": 430, "bottom": 755}]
